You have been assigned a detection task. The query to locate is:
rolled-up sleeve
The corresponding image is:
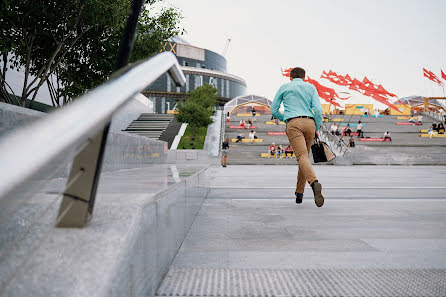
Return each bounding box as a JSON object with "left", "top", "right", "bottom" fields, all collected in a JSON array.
[
  {"left": 271, "top": 86, "right": 285, "bottom": 121},
  {"left": 310, "top": 86, "right": 323, "bottom": 130}
]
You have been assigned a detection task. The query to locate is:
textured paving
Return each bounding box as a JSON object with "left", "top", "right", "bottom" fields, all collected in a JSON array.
[
  {"left": 157, "top": 165, "right": 446, "bottom": 297},
  {"left": 158, "top": 268, "right": 445, "bottom": 297}
]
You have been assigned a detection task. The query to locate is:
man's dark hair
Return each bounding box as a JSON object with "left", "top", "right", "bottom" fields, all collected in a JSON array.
[{"left": 290, "top": 67, "right": 306, "bottom": 79}]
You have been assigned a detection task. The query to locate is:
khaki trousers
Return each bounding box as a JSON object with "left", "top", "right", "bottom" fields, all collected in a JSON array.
[{"left": 286, "top": 118, "right": 318, "bottom": 193}]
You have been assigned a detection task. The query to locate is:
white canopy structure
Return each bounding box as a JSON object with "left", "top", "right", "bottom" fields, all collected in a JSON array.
[
  {"left": 224, "top": 95, "right": 272, "bottom": 115},
  {"left": 400, "top": 96, "right": 445, "bottom": 110}
]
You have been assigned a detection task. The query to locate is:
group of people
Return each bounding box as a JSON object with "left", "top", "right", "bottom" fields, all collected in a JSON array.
[
  {"left": 268, "top": 143, "right": 293, "bottom": 158},
  {"left": 226, "top": 108, "right": 258, "bottom": 127},
  {"left": 408, "top": 115, "right": 423, "bottom": 125},
  {"left": 239, "top": 118, "right": 253, "bottom": 129},
  {"left": 432, "top": 122, "right": 445, "bottom": 133},
  {"left": 330, "top": 121, "right": 363, "bottom": 138},
  {"left": 428, "top": 122, "right": 445, "bottom": 138},
  {"left": 235, "top": 130, "right": 258, "bottom": 142},
  {"left": 338, "top": 135, "right": 356, "bottom": 147}
]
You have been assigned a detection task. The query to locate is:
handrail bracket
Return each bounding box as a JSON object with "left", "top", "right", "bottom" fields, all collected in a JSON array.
[{"left": 56, "top": 128, "right": 106, "bottom": 227}]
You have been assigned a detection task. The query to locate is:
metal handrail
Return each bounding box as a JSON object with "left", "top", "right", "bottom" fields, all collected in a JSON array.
[
  {"left": 219, "top": 107, "right": 225, "bottom": 155},
  {"left": 0, "top": 52, "right": 185, "bottom": 203},
  {"left": 422, "top": 110, "right": 444, "bottom": 122},
  {"left": 320, "top": 124, "right": 352, "bottom": 156}
]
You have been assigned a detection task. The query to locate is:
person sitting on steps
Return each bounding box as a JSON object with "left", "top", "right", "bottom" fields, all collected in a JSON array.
[
  {"left": 236, "top": 132, "right": 245, "bottom": 142},
  {"left": 285, "top": 144, "right": 293, "bottom": 158},
  {"left": 349, "top": 136, "right": 355, "bottom": 147},
  {"left": 240, "top": 119, "right": 245, "bottom": 129},
  {"left": 345, "top": 124, "right": 352, "bottom": 136},
  {"left": 383, "top": 131, "right": 392, "bottom": 141},
  {"left": 356, "top": 121, "right": 363, "bottom": 138},
  {"left": 248, "top": 130, "right": 256, "bottom": 143},
  {"left": 437, "top": 123, "right": 445, "bottom": 134},
  {"left": 277, "top": 144, "right": 284, "bottom": 158},
  {"left": 268, "top": 143, "right": 276, "bottom": 158}
]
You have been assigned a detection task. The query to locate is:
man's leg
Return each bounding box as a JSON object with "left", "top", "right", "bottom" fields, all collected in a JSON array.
[
  {"left": 296, "top": 167, "right": 306, "bottom": 194},
  {"left": 296, "top": 134, "right": 315, "bottom": 193},
  {"left": 287, "top": 119, "right": 324, "bottom": 207},
  {"left": 287, "top": 120, "right": 317, "bottom": 191}
]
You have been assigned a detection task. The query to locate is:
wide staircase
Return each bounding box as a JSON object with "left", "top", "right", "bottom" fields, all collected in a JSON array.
[
  {"left": 123, "top": 113, "right": 181, "bottom": 148},
  {"left": 322, "top": 113, "right": 446, "bottom": 164},
  {"left": 226, "top": 113, "right": 446, "bottom": 165}
]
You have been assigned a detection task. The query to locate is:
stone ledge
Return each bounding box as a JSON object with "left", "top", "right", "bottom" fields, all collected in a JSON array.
[{"left": 0, "top": 165, "right": 209, "bottom": 297}]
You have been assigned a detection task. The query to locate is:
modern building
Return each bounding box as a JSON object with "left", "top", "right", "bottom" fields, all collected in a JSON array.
[{"left": 143, "top": 37, "right": 247, "bottom": 113}]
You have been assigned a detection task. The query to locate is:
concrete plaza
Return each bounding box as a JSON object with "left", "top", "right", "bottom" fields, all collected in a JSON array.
[{"left": 158, "top": 165, "right": 446, "bottom": 297}]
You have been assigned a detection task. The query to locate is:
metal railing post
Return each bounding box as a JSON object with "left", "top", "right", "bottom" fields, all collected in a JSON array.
[
  {"left": 56, "top": 0, "right": 144, "bottom": 227},
  {"left": 55, "top": 130, "right": 106, "bottom": 227}
]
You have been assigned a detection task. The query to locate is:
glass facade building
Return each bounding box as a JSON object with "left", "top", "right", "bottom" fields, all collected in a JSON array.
[{"left": 143, "top": 38, "right": 247, "bottom": 113}]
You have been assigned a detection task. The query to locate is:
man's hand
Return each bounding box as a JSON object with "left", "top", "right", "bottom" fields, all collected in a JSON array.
[{"left": 315, "top": 131, "right": 319, "bottom": 138}]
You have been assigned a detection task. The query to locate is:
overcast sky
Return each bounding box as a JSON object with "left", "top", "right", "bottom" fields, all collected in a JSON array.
[{"left": 164, "top": 0, "right": 446, "bottom": 103}]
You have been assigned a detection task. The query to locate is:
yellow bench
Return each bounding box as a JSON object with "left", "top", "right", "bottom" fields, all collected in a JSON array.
[
  {"left": 236, "top": 113, "right": 259, "bottom": 117},
  {"left": 323, "top": 118, "right": 344, "bottom": 122},
  {"left": 397, "top": 116, "right": 417, "bottom": 120},
  {"left": 419, "top": 133, "right": 446, "bottom": 137},
  {"left": 265, "top": 121, "right": 286, "bottom": 125},
  {"left": 232, "top": 138, "right": 263, "bottom": 142},
  {"left": 420, "top": 129, "right": 445, "bottom": 133},
  {"left": 260, "top": 153, "right": 295, "bottom": 158}
]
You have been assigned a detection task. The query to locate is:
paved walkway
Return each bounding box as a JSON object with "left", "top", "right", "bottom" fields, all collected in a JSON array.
[{"left": 158, "top": 165, "right": 446, "bottom": 297}]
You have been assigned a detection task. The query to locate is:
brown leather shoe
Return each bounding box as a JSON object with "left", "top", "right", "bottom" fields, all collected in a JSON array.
[{"left": 312, "top": 182, "right": 324, "bottom": 207}]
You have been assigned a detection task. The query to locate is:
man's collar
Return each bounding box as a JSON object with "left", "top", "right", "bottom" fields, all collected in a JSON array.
[{"left": 292, "top": 78, "right": 303, "bottom": 82}]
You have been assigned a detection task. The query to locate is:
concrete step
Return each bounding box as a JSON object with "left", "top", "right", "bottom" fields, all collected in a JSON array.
[{"left": 123, "top": 113, "right": 173, "bottom": 139}]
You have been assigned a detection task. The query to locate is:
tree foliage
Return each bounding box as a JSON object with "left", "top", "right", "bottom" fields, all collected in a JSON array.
[
  {"left": 187, "top": 84, "right": 219, "bottom": 110},
  {"left": 175, "top": 84, "right": 218, "bottom": 134},
  {"left": 0, "top": 0, "right": 183, "bottom": 107}
]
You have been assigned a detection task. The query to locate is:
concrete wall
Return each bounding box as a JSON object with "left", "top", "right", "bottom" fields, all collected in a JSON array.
[
  {"left": 167, "top": 149, "right": 218, "bottom": 165},
  {"left": 0, "top": 102, "right": 168, "bottom": 179},
  {"left": 0, "top": 101, "right": 43, "bottom": 137},
  {"left": 0, "top": 166, "right": 209, "bottom": 297}
]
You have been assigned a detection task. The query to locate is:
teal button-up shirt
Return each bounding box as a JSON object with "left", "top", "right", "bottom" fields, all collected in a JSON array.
[{"left": 271, "top": 78, "right": 323, "bottom": 131}]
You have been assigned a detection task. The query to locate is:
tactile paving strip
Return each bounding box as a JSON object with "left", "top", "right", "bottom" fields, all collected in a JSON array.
[{"left": 157, "top": 268, "right": 445, "bottom": 297}]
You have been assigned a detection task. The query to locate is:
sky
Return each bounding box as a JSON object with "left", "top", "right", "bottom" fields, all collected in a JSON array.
[{"left": 163, "top": 0, "right": 446, "bottom": 105}]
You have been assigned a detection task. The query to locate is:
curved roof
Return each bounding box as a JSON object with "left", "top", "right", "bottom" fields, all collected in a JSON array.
[
  {"left": 400, "top": 96, "right": 444, "bottom": 108},
  {"left": 224, "top": 95, "right": 272, "bottom": 115}
]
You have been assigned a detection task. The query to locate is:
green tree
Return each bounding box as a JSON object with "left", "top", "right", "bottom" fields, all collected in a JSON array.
[
  {"left": 175, "top": 84, "right": 217, "bottom": 136},
  {"left": 0, "top": 0, "right": 183, "bottom": 107},
  {"left": 187, "top": 83, "right": 218, "bottom": 110}
]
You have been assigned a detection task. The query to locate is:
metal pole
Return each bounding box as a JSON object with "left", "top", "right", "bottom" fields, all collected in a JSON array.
[
  {"left": 56, "top": 0, "right": 145, "bottom": 227},
  {"left": 87, "top": 0, "right": 145, "bottom": 216}
]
